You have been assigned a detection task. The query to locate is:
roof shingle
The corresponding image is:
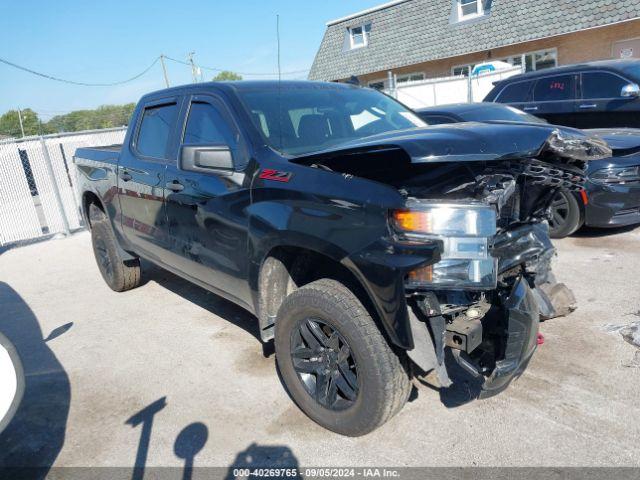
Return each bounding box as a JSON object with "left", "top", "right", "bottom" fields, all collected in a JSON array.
[{"left": 309, "top": 0, "right": 640, "bottom": 81}]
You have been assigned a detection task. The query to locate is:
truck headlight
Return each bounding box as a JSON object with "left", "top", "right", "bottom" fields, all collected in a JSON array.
[
  {"left": 392, "top": 203, "right": 497, "bottom": 290},
  {"left": 589, "top": 166, "right": 640, "bottom": 184}
]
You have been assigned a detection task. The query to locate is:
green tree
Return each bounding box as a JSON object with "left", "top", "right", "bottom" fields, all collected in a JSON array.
[
  {"left": 46, "top": 103, "right": 136, "bottom": 133},
  {"left": 212, "top": 71, "right": 243, "bottom": 81},
  {"left": 0, "top": 109, "right": 43, "bottom": 138}
]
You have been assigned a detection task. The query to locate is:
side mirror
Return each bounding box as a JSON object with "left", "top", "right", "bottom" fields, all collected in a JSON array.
[
  {"left": 181, "top": 145, "right": 234, "bottom": 173},
  {"left": 0, "top": 333, "right": 25, "bottom": 434},
  {"left": 621, "top": 83, "right": 640, "bottom": 98}
]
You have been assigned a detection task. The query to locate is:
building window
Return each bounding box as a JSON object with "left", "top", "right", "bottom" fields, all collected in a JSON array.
[
  {"left": 396, "top": 73, "right": 425, "bottom": 83},
  {"left": 458, "top": 0, "right": 483, "bottom": 20},
  {"left": 452, "top": 49, "right": 558, "bottom": 76},
  {"left": 368, "top": 80, "right": 385, "bottom": 90},
  {"left": 349, "top": 23, "right": 371, "bottom": 49}
]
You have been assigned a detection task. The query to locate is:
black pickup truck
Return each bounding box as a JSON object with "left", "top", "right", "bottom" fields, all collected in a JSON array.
[{"left": 74, "top": 81, "right": 610, "bottom": 436}]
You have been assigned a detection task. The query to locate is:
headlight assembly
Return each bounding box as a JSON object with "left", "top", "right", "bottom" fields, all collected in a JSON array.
[
  {"left": 589, "top": 166, "right": 640, "bottom": 184},
  {"left": 391, "top": 202, "right": 497, "bottom": 290}
]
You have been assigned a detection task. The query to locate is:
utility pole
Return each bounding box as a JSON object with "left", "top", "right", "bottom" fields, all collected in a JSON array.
[
  {"left": 17, "top": 108, "right": 25, "bottom": 138},
  {"left": 187, "top": 52, "right": 198, "bottom": 84},
  {"left": 276, "top": 15, "right": 282, "bottom": 82},
  {"left": 160, "top": 54, "right": 170, "bottom": 88}
]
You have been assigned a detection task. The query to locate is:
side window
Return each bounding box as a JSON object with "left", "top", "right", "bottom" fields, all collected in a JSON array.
[
  {"left": 496, "top": 81, "right": 533, "bottom": 103},
  {"left": 136, "top": 103, "right": 179, "bottom": 159},
  {"left": 183, "top": 102, "right": 237, "bottom": 147},
  {"left": 582, "top": 72, "right": 628, "bottom": 99},
  {"left": 533, "top": 75, "right": 576, "bottom": 102}
]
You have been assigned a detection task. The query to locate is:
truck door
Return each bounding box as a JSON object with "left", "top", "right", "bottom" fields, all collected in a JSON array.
[
  {"left": 118, "top": 98, "right": 180, "bottom": 260},
  {"left": 163, "top": 94, "right": 252, "bottom": 308}
]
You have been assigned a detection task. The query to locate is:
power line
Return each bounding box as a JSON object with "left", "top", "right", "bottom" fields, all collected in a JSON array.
[
  {"left": 0, "top": 56, "right": 160, "bottom": 87},
  {"left": 162, "top": 54, "right": 308, "bottom": 76}
]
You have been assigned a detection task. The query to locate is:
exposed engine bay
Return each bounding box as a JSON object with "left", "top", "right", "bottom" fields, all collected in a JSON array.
[{"left": 295, "top": 127, "right": 611, "bottom": 396}]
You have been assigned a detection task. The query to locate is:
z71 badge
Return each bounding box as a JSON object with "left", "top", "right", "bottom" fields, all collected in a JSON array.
[{"left": 259, "top": 169, "right": 293, "bottom": 182}]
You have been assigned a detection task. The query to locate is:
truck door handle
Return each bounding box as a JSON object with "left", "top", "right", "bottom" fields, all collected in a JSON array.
[
  {"left": 579, "top": 104, "right": 597, "bottom": 109},
  {"left": 523, "top": 106, "right": 538, "bottom": 112},
  {"left": 166, "top": 181, "right": 184, "bottom": 192},
  {"left": 119, "top": 171, "right": 132, "bottom": 182}
]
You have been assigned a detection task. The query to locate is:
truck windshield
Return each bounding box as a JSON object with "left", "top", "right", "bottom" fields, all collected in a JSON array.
[{"left": 236, "top": 85, "right": 426, "bottom": 155}]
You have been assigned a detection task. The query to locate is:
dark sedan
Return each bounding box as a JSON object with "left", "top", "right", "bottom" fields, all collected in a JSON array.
[{"left": 416, "top": 103, "right": 640, "bottom": 238}]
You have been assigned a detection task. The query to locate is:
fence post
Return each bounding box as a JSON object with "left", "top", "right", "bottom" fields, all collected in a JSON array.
[
  {"left": 39, "top": 136, "right": 70, "bottom": 235},
  {"left": 467, "top": 66, "right": 473, "bottom": 103}
]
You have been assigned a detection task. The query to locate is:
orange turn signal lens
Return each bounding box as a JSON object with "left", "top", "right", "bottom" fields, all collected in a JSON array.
[
  {"left": 407, "top": 265, "right": 433, "bottom": 283},
  {"left": 393, "top": 210, "right": 431, "bottom": 233}
]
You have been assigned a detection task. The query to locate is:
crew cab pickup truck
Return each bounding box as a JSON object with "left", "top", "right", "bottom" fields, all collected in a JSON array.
[{"left": 74, "top": 81, "right": 610, "bottom": 436}]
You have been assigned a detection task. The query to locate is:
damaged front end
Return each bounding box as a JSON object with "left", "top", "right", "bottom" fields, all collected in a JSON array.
[
  {"left": 298, "top": 124, "right": 610, "bottom": 397},
  {"left": 392, "top": 129, "right": 609, "bottom": 396}
]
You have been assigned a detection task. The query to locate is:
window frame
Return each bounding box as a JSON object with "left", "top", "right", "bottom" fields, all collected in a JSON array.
[
  {"left": 179, "top": 93, "right": 249, "bottom": 172},
  {"left": 349, "top": 23, "right": 371, "bottom": 50},
  {"left": 579, "top": 70, "right": 634, "bottom": 101},
  {"left": 131, "top": 96, "right": 181, "bottom": 163},
  {"left": 451, "top": 48, "right": 558, "bottom": 76},
  {"left": 396, "top": 72, "right": 426, "bottom": 84},
  {"left": 457, "top": 0, "right": 484, "bottom": 21}
]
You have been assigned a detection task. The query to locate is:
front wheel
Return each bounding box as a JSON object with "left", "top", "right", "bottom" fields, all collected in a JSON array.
[
  {"left": 548, "top": 190, "right": 583, "bottom": 239},
  {"left": 275, "top": 279, "right": 411, "bottom": 436}
]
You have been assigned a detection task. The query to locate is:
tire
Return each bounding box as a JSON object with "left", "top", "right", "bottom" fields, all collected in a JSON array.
[
  {"left": 89, "top": 204, "right": 141, "bottom": 292},
  {"left": 275, "top": 279, "right": 411, "bottom": 436},
  {"left": 548, "top": 190, "right": 582, "bottom": 239}
]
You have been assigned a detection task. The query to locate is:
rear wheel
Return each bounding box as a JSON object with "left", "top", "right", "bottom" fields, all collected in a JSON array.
[
  {"left": 548, "top": 190, "right": 582, "bottom": 239},
  {"left": 89, "top": 204, "right": 141, "bottom": 292},
  {"left": 275, "top": 279, "right": 411, "bottom": 436}
]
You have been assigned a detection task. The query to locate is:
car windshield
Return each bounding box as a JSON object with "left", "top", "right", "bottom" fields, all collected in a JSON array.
[
  {"left": 236, "top": 84, "right": 427, "bottom": 155},
  {"left": 622, "top": 64, "right": 640, "bottom": 82},
  {"left": 457, "top": 105, "right": 547, "bottom": 124}
]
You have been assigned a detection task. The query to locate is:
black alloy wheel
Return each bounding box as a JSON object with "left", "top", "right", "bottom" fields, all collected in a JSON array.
[
  {"left": 548, "top": 190, "right": 582, "bottom": 239},
  {"left": 94, "top": 237, "right": 114, "bottom": 283},
  {"left": 290, "top": 318, "right": 358, "bottom": 410}
]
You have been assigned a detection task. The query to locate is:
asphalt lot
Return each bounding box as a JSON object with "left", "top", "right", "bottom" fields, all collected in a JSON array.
[{"left": 0, "top": 226, "right": 639, "bottom": 469}]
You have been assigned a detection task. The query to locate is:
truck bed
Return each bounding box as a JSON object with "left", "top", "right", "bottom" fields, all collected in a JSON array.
[{"left": 74, "top": 144, "right": 122, "bottom": 165}]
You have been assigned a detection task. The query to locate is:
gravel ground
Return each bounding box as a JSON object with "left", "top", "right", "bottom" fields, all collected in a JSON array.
[{"left": 0, "top": 226, "right": 639, "bottom": 470}]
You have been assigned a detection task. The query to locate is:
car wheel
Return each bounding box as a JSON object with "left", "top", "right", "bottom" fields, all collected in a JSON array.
[
  {"left": 89, "top": 204, "right": 141, "bottom": 292},
  {"left": 275, "top": 279, "right": 411, "bottom": 436},
  {"left": 548, "top": 190, "right": 582, "bottom": 239}
]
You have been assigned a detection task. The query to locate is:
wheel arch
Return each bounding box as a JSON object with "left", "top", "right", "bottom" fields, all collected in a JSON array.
[{"left": 256, "top": 244, "right": 399, "bottom": 349}]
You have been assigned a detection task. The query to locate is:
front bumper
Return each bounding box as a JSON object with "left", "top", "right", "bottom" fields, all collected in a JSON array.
[
  {"left": 479, "top": 276, "right": 540, "bottom": 398},
  {"left": 585, "top": 181, "right": 640, "bottom": 228}
]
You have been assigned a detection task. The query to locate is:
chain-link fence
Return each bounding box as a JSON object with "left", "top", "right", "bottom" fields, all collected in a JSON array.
[{"left": 0, "top": 127, "right": 126, "bottom": 246}]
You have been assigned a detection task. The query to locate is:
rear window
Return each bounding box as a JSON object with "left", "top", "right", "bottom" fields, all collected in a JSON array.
[
  {"left": 496, "top": 81, "right": 533, "bottom": 103},
  {"left": 533, "top": 75, "right": 576, "bottom": 102},
  {"left": 136, "top": 103, "right": 179, "bottom": 159},
  {"left": 582, "top": 72, "right": 629, "bottom": 99}
]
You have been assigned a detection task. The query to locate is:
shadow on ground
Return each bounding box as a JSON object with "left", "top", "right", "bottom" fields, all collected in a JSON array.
[
  {"left": 141, "top": 261, "right": 274, "bottom": 357},
  {"left": 572, "top": 223, "right": 639, "bottom": 238},
  {"left": 0, "top": 282, "right": 71, "bottom": 479}
]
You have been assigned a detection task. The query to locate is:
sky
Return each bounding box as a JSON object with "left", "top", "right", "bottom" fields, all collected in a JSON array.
[{"left": 0, "top": 0, "right": 382, "bottom": 120}]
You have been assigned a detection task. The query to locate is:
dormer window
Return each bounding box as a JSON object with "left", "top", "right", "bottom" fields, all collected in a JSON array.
[
  {"left": 458, "top": 0, "right": 484, "bottom": 20},
  {"left": 349, "top": 23, "right": 371, "bottom": 49}
]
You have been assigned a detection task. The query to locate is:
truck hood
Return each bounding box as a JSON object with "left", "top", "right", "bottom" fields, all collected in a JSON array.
[{"left": 293, "top": 122, "right": 611, "bottom": 166}]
